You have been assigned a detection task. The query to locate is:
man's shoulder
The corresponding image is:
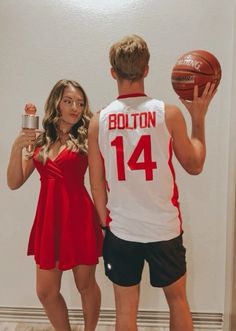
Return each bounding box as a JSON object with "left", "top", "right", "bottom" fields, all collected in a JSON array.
[
  {"left": 145, "top": 97, "right": 164, "bottom": 107},
  {"left": 165, "top": 103, "right": 181, "bottom": 116},
  {"left": 99, "top": 99, "right": 120, "bottom": 115}
]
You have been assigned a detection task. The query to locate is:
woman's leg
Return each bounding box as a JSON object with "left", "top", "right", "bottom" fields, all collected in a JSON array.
[
  {"left": 73, "top": 265, "right": 101, "bottom": 331},
  {"left": 36, "top": 265, "right": 71, "bottom": 331}
]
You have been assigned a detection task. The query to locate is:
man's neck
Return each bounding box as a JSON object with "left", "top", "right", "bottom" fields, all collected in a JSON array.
[{"left": 117, "top": 78, "right": 145, "bottom": 96}]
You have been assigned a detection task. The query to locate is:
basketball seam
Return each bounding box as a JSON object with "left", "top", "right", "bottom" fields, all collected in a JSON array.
[
  {"left": 173, "top": 84, "right": 207, "bottom": 91},
  {"left": 190, "top": 51, "right": 219, "bottom": 74},
  {"left": 171, "top": 69, "right": 213, "bottom": 76}
]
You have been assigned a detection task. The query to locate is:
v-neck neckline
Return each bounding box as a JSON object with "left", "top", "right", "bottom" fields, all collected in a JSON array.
[{"left": 48, "top": 147, "right": 67, "bottom": 163}]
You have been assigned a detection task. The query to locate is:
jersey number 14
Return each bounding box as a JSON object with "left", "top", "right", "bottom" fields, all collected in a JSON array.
[{"left": 111, "top": 134, "right": 157, "bottom": 181}]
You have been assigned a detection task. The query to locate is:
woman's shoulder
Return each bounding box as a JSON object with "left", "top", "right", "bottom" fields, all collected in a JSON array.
[
  {"left": 31, "top": 146, "right": 43, "bottom": 163},
  {"left": 33, "top": 146, "right": 41, "bottom": 156}
]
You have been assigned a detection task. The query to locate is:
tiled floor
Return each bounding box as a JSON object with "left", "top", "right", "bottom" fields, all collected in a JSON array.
[
  {"left": 0, "top": 325, "right": 181, "bottom": 331},
  {"left": 0, "top": 323, "right": 223, "bottom": 331}
]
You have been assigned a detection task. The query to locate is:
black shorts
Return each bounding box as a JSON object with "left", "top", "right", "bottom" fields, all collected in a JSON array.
[{"left": 103, "top": 229, "right": 186, "bottom": 288}]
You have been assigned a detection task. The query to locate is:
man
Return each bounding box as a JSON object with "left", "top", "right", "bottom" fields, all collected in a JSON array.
[{"left": 88, "top": 35, "right": 216, "bottom": 331}]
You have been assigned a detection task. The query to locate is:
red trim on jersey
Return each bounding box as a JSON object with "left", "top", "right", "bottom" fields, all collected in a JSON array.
[
  {"left": 106, "top": 208, "right": 112, "bottom": 227},
  {"left": 117, "top": 93, "right": 147, "bottom": 99},
  {"left": 168, "top": 139, "right": 182, "bottom": 233},
  {"left": 99, "top": 151, "right": 110, "bottom": 192}
]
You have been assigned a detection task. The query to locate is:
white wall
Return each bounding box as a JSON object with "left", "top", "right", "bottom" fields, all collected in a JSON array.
[
  {"left": 224, "top": 1, "right": 236, "bottom": 330},
  {"left": 0, "top": 0, "right": 234, "bottom": 316}
]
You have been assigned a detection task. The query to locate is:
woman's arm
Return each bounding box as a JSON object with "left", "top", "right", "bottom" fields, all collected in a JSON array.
[{"left": 7, "top": 129, "right": 36, "bottom": 189}]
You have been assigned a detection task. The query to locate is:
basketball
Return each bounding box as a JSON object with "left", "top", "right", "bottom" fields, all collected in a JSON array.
[{"left": 171, "top": 50, "right": 222, "bottom": 100}]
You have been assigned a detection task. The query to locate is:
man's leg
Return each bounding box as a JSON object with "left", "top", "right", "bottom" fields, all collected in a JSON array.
[
  {"left": 113, "top": 283, "right": 140, "bottom": 331},
  {"left": 163, "top": 274, "right": 193, "bottom": 331},
  {"left": 103, "top": 230, "right": 144, "bottom": 331}
]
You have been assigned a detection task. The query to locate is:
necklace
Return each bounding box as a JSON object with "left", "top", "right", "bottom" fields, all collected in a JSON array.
[
  {"left": 59, "top": 127, "right": 70, "bottom": 135},
  {"left": 58, "top": 128, "right": 70, "bottom": 145}
]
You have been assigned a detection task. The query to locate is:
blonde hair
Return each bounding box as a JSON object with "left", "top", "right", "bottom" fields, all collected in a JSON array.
[
  {"left": 28, "top": 79, "right": 92, "bottom": 163},
  {"left": 109, "top": 34, "right": 150, "bottom": 81}
]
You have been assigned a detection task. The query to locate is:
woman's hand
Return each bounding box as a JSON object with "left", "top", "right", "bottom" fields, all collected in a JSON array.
[
  {"left": 7, "top": 129, "right": 40, "bottom": 189},
  {"left": 13, "top": 129, "right": 38, "bottom": 150}
]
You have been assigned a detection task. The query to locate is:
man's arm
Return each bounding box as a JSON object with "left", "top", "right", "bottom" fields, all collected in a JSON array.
[
  {"left": 165, "top": 83, "right": 216, "bottom": 175},
  {"left": 88, "top": 113, "right": 108, "bottom": 226}
]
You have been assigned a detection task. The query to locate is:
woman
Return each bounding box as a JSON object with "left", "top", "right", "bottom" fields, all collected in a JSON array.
[{"left": 7, "top": 79, "right": 103, "bottom": 331}]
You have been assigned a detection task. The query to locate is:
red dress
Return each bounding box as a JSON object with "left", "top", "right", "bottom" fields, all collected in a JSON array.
[{"left": 27, "top": 148, "right": 103, "bottom": 270}]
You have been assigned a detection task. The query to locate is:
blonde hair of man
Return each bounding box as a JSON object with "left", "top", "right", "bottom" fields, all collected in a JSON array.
[{"left": 109, "top": 34, "right": 150, "bottom": 81}]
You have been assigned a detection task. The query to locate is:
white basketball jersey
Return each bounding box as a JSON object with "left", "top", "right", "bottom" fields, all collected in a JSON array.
[{"left": 98, "top": 94, "right": 182, "bottom": 243}]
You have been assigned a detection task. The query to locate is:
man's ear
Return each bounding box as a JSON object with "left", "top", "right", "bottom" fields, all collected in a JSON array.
[
  {"left": 111, "top": 68, "right": 117, "bottom": 80},
  {"left": 143, "top": 65, "right": 149, "bottom": 78}
]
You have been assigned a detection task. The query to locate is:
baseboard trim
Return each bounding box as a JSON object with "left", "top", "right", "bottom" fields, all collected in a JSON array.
[{"left": 0, "top": 306, "right": 223, "bottom": 329}]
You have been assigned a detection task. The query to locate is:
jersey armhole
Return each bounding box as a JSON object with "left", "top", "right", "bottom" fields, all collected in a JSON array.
[{"left": 162, "top": 101, "right": 172, "bottom": 140}]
